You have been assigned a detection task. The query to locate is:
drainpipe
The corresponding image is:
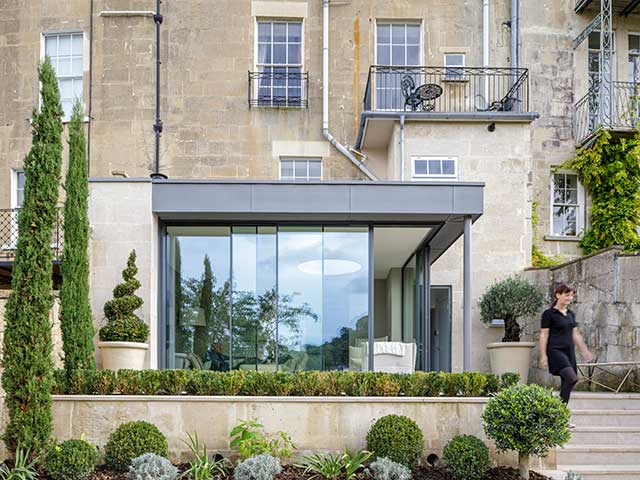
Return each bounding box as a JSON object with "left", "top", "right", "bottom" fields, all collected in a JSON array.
[
  {"left": 399, "top": 115, "right": 405, "bottom": 181},
  {"left": 87, "top": 0, "right": 94, "bottom": 176},
  {"left": 150, "top": 0, "right": 167, "bottom": 179},
  {"left": 511, "top": 0, "right": 521, "bottom": 110},
  {"left": 322, "top": 0, "right": 377, "bottom": 181},
  {"left": 483, "top": 0, "right": 489, "bottom": 103}
]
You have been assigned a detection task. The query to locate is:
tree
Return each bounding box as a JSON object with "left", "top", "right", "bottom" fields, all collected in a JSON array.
[
  {"left": 60, "top": 101, "right": 95, "bottom": 375},
  {"left": 478, "top": 276, "right": 544, "bottom": 342},
  {"left": 193, "top": 255, "right": 214, "bottom": 359},
  {"left": 2, "top": 57, "right": 63, "bottom": 454}
]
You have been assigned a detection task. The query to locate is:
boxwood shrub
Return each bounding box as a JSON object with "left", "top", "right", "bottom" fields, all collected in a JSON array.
[
  {"left": 105, "top": 421, "right": 168, "bottom": 471},
  {"left": 52, "top": 369, "right": 518, "bottom": 397},
  {"left": 44, "top": 439, "right": 99, "bottom": 480},
  {"left": 442, "top": 435, "right": 489, "bottom": 480},
  {"left": 366, "top": 414, "right": 423, "bottom": 467}
]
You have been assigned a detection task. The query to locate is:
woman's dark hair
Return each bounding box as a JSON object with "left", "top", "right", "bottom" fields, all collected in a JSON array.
[{"left": 551, "top": 282, "right": 576, "bottom": 307}]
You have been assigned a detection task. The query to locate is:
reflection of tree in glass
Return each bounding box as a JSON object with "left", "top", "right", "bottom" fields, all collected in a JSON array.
[
  {"left": 306, "top": 314, "right": 368, "bottom": 370},
  {"left": 232, "top": 288, "right": 317, "bottom": 366},
  {"left": 174, "top": 239, "right": 192, "bottom": 354}
]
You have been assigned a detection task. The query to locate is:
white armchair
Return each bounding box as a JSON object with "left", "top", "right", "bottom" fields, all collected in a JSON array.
[{"left": 361, "top": 341, "right": 417, "bottom": 374}]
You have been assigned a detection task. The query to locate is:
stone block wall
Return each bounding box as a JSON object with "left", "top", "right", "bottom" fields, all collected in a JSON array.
[{"left": 522, "top": 247, "right": 640, "bottom": 388}]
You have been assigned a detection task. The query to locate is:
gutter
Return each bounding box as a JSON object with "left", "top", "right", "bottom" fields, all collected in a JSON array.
[{"left": 322, "top": 0, "right": 377, "bottom": 181}]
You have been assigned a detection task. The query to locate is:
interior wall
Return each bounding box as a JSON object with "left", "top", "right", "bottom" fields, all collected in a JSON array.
[
  {"left": 386, "top": 268, "right": 402, "bottom": 341},
  {"left": 374, "top": 279, "right": 388, "bottom": 338}
]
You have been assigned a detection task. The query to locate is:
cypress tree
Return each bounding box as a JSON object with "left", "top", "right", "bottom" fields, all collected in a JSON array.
[
  {"left": 2, "top": 57, "right": 63, "bottom": 454},
  {"left": 194, "top": 255, "right": 213, "bottom": 359},
  {"left": 60, "top": 101, "right": 95, "bottom": 375}
]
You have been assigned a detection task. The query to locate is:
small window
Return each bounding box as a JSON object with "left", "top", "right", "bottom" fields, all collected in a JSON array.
[
  {"left": 43, "top": 32, "right": 84, "bottom": 119},
  {"left": 629, "top": 34, "right": 640, "bottom": 82},
  {"left": 13, "top": 170, "right": 25, "bottom": 208},
  {"left": 412, "top": 157, "right": 457, "bottom": 179},
  {"left": 444, "top": 53, "right": 465, "bottom": 80},
  {"left": 280, "top": 157, "right": 322, "bottom": 181},
  {"left": 551, "top": 172, "right": 584, "bottom": 237}
]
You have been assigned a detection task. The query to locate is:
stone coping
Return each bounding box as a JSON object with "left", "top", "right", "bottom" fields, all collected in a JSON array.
[{"left": 52, "top": 395, "right": 490, "bottom": 403}]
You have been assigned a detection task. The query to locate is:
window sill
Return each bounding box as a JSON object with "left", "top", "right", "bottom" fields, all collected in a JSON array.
[
  {"left": 543, "top": 235, "right": 582, "bottom": 242},
  {"left": 442, "top": 77, "right": 469, "bottom": 83},
  {"left": 61, "top": 115, "right": 90, "bottom": 125}
]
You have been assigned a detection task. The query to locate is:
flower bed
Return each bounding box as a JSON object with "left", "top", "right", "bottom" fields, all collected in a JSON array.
[{"left": 53, "top": 369, "right": 519, "bottom": 397}]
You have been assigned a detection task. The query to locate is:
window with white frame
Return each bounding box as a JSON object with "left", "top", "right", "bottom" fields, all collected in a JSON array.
[
  {"left": 375, "top": 22, "right": 421, "bottom": 110},
  {"left": 629, "top": 34, "right": 640, "bottom": 82},
  {"left": 12, "top": 170, "right": 25, "bottom": 209},
  {"left": 588, "top": 31, "right": 616, "bottom": 87},
  {"left": 280, "top": 157, "right": 321, "bottom": 181},
  {"left": 412, "top": 157, "right": 457, "bottom": 179},
  {"left": 44, "top": 32, "right": 83, "bottom": 119},
  {"left": 256, "top": 21, "right": 303, "bottom": 106},
  {"left": 551, "top": 172, "right": 584, "bottom": 237},
  {"left": 444, "top": 53, "right": 465, "bottom": 80}
]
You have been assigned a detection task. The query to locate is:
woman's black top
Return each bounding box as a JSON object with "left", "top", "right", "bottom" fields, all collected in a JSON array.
[{"left": 541, "top": 307, "right": 577, "bottom": 375}]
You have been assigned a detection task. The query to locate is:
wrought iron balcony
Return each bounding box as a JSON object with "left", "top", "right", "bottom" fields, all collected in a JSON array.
[
  {"left": 0, "top": 208, "right": 64, "bottom": 261},
  {"left": 363, "top": 66, "right": 529, "bottom": 114},
  {"left": 575, "top": 0, "right": 640, "bottom": 15},
  {"left": 248, "top": 70, "right": 309, "bottom": 108},
  {"left": 574, "top": 81, "right": 640, "bottom": 145}
]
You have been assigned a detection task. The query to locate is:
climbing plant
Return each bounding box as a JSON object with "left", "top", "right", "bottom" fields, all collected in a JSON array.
[{"left": 563, "top": 130, "right": 640, "bottom": 254}]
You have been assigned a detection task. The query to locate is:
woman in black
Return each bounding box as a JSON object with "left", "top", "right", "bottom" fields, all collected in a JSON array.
[{"left": 539, "top": 283, "right": 592, "bottom": 408}]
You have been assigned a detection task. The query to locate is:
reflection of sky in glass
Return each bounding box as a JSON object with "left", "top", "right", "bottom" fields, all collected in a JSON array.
[{"left": 179, "top": 234, "right": 230, "bottom": 285}]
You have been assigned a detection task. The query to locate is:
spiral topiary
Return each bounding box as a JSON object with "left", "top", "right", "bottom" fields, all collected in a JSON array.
[
  {"left": 366, "top": 414, "right": 423, "bottom": 467},
  {"left": 99, "top": 250, "right": 149, "bottom": 343}
]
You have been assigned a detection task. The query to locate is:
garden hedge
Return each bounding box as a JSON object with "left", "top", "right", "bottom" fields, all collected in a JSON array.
[{"left": 52, "top": 369, "right": 518, "bottom": 397}]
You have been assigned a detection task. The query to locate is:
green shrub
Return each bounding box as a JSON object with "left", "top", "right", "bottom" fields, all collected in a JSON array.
[
  {"left": 99, "top": 251, "right": 149, "bottom": 343},
  {"left": 478, "top": 276, "right": 545, "bottom": 342},
  {"left": 158, "top": 369, "right": 190, "bottom": 395},
  {"left": 105, "top": 421, "right": 168, "bottom": 471},
  {"left": 233, "top": 454, "right": 281, "bottom": 480},
  {"left": 52, "top": 369, "right": 68, "bottom": 395},
  {"left": 128, "top": 453, "right": 178, "bottom": 480},
  {"left": 44, "top": 439, "right": 99, "bottom": 480},
  {"left": 366, "top": 414, "right": 423, "bottom": 467},
  {"left": 0, "top": 443, "right": 39, "bottom": 480},
  {"left": 482, "top": 384, "right": 570, "bottom": 480},
  {"left": 60, "top": 101, "right": 95, "bottom": 376},
  {"left": 300, "top": 450, "right": 373, "bottom": 480},
  {"left": 229, "top": 420, "right": 294, "bottom": 461},
  {"left": 2, "top": 56, "right": 62, "bottom": 455},
  {"left": 117, "top": 370, "right": 161, "bottom": 395},
  {"left": 87, "top": 370, "right": 118, "bottom": 395},
  {"left": 368, "top": 457, "right": 411, "bottom": 480},
  {"left": 442, "top": 435, "right": 489, "bottom": 480}
]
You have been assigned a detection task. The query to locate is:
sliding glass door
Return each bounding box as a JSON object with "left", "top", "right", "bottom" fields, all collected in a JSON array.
[{"left": 165, "top": 225, "right": 368, "bottom": 371}]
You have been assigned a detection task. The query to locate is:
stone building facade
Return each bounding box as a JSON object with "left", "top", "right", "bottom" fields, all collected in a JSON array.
[{"left": 1, "top": 0, "right": 639, "bottom": 372}]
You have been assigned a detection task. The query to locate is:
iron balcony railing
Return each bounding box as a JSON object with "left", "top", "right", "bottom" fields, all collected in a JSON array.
[
  {"left": 0, "top": 208, "right": 64, "bottom": 261},
  {"left": 363, "top": 66, "right": 529, "bottom": 114},
  {"left": 574, "top": 81, "right": 640, "bottom": 145},
  {"left": 248, "top": 70, "right": 309, "bottom": 108}
]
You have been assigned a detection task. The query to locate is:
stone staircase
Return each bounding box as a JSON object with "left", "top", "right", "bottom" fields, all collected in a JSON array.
[{"left": 556, "top": 392, "right": 640, "bottom": 480}]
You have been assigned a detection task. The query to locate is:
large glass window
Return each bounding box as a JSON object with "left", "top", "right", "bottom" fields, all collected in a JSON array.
[
  {"left": 256, "top": 21, "right": 303, "bottom": 106},
  {"left": 44, "top": 32, "right": 83, "bottom": 119},
  {"left": 166, "top": 226, "right": 369, "bottom": 372},
  {"left": 375, "top": 22, "right": 421, "bottom": 110}
]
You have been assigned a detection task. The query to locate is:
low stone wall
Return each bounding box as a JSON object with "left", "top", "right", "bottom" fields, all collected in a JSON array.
[
  {"left": 522, "top": 247, "right": 640, "bottom": 388},
  {"left": 47, "top": 395, "right": 554, "bottom": 470}
]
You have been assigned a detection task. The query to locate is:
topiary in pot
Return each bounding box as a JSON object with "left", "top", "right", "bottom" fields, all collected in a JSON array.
[
  {"left": 105, "top": 421, "right": 168, "bottom": 471},
  {"left": 98, "top": 251, "right": 150, "bottom": 370},
  {"left": 44, "top": 438, "right": 100, "bottom": 480},
  {"left": 482, "top": 384, "right": 571, "bottom": 480},
  {"left": 442, "top": 435, "right": 489, "bottom": 480},
  {"left": 479, "top": 276, "right": 544, "bottom": 343},
  {"left": 366, "top": 414, "right": 423, "bottom": 467}
]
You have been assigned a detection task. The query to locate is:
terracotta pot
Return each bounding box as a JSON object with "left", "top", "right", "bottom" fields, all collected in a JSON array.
[
  {"left": 98, "top": 341, "right": 148, "bottom": 371},
  {"left": 486, "top": 341, "right": 536, "bottom": 383}
]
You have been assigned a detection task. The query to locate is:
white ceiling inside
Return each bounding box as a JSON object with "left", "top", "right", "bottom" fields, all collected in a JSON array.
[{"left": 373, "top": 227, "right": 432, "bottom": 279}]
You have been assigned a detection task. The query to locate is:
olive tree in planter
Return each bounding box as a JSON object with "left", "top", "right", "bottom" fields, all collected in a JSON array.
[
  {"left": 482, "top": 383, "right": 570, "bottom": 480},
  {"left": 479, "top": 276, "right": 544, "bottom": 383},
  {"left": 98, "top": 250, "right": 149, "bottom": 370}
]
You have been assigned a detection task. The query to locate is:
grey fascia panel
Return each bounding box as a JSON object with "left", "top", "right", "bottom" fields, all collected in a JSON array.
[
  {"left": 153, "top": 183, "right": 253, "bottom": 213},
  {"left": 251, "top": 183, "right": 351, "bottom": 214},
  {"left": 350, "top": 183, "right": 454, "bottom": 215},
  {"left": 453, "top": 185, "right": 484, "bottom": 215}
]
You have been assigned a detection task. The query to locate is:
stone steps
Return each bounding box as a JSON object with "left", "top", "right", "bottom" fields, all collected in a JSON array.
[
  {"left": 557, "top": 444, "right": 640, "bottom": 465},
  {"left": 570, "top": 409, "right": 640, "bottom": 426},
  {"left": 568, "top": 392, "right": 640, "bottom": 410},
  {"left": 557, "top": 465, "right": 640, "bottom": 480},
  {"left": 568, "top": 425, "right": 640, "bottom": 444}
]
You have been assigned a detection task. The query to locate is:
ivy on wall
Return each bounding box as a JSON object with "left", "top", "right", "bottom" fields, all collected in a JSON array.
[
  {"left": 563, "top": 130, "right": 640, "bottom": 254},
  {"left": 531, "top": 201, "right": 561, "bottom": 267}
]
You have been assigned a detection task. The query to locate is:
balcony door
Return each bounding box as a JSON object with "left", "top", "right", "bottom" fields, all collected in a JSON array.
[{"left": 375, "top": 22, "right": 421, "bottom": 110}]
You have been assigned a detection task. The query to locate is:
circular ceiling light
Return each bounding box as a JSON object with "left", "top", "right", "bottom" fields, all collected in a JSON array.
[{"left": 297, "top": 259, "right": 362, "bottom": 276}]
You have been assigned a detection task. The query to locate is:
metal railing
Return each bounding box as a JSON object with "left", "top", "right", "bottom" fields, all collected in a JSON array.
[
  {"left": 574, "top": 81, "right": 640, "bottom": 145},
  {"left": 0, "top": 208, "right": 64, "bottom": 261},
  {"left": 248, "top": 71, "right": 309, "bottom": 108},
  {"left": 363, "top": 66, "right": 529, "bottom": 114}
]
